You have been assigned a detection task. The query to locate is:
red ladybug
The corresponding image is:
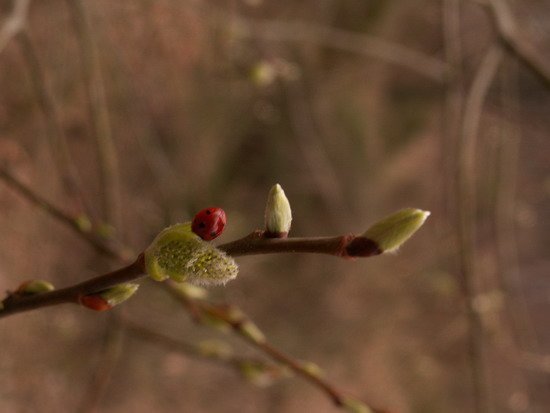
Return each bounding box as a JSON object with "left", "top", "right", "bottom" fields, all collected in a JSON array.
[{"left": 191, "top": 207, "right": 226, "bottom": 241}]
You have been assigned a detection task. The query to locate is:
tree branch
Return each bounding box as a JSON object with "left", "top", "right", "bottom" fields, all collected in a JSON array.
[
  {"left": 165, "top": 282, "right": 386, "bottom": 413},
  {"left": 0, "top": 254, "right": 145, "bottom": 319},
  {"left": 485, "top": 0, "right": 550, "bottom": 89}
]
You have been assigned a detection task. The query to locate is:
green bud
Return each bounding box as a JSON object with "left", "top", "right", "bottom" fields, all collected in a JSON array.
[
  {"left": 75, "top": 214, "right": 92, "bottom": 232},
  {"left": 264, "top": 183, "right": 292, "bottom": 237},
  {"left": 342, "top": 398, "right": 374, "bottom": 413},
  {"left": 17, "top": 280, "right": 55, "bottom": 295},
  {"left": 198, "top": 339, "right": 233, "bottom": 360},
  {"left": 172, "top": 282, "right": 209, "bottom": 300},
  {"left": 145, "top": 223, "right": 238, "bottom": 286},
  {"left": 251, "top": 61, "right": 277, "bottom": 87},
  {"left": 239, "top": 361, "right": 276, "bottom": 387},
  {"left": 301, "top": 361, "right": 324, "bottom": 378},
  {"left": 240, "top": 320, "right": 266, "bottom": 344},
  {"left": 363, "top": 208, "right": 430, "bottom": 253},
  {"left": 100, "top": 283, "right": 139, "bottom": 307}
]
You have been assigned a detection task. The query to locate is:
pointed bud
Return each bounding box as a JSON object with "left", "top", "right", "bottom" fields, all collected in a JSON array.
[
  {"left": 301, "top": 361, "right": 324, "bottom": 378},
  {"left": 79, "top": 294, "right": 111, "bottom": 311},
  {"left": 362, "top": 208, "right": 430, "bottom": 253},
  {"left": 342, "top": 398, "right": 375, "bottom": 413},
  {"left": 79, "top": 283, "right": 139, "bottom": 311},
  {"left": 264, "top": 183, "right": 292, "bottom": 238},
  {"left": 100, "top": 283, "right": 139, "bottom": 307},
  {"left": 172, "top": 282, "right": 209, "bottom": 300},
  {"left": 198, "top": 339, "right": 233, "bottom": 360},
  {"left": 16, "top": 280, "right": 55, "bottom": 295},
  {"left": 145, "top": 223, "right": 238, "bottom": 286},
  {"left": 238, "top": 360, "right": 274, "bottom": 387},
  {"left": 75, "top": 214, "right": 92, "bottom": 232}
]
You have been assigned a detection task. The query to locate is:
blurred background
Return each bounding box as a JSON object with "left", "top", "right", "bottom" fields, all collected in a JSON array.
[{"left": 0, "top": 0, "right": 549, "bottom": 412}]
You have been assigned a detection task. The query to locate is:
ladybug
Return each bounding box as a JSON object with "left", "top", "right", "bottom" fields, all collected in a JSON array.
[{"left": 191, "top": 207, "right": 227, "bottom": 241}]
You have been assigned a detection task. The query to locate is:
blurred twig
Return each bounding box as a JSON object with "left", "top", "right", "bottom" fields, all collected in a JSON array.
[
  {"left": 12, "top": 6, "right": 89, "bottom": 215},
  {"left": 0, "top": 167, "right": 128, "bottom": 260},
  {"left": 236, "top": 18, "right": 448, "bottom": 82},
  {"left": 456, "top": 45, "right": 503, "bottom": 413},
  {"left": 77, "top": 319, "right": 125, "bottom": 413},
  {"left": 483, "top": 0, "right": 550, "bottom": 89},
  {"left": 165, "top": 282, "right": 385, "bottom": 413},
  {"left": 282, "top": 78, "right": 347, "bottom": 225},
  {"left": 66, "top": 0, "right": 122, "bottom": 228},
  {"left": 0, "top": 0, "right": 28, "bottom": 55},
  {"left": 122, "top": 318, "right": 291, "bottom": 385},
  {"left": 65, "top": 2, "right": 124, "bottom": 410}
]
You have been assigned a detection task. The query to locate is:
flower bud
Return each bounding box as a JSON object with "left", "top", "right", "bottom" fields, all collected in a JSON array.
[
  {"left": 342, "top": 398, "right": 374, "bottom": 413},
  {"left": 145, "top": 223, "right": 238, "bottom": 286},
  {"left": 16, "top": 280, "right": 55, "bottom": 295},
  {"left": 362, "top": 208, "right": 430, "bottom": 253},
  {"left": 80, "top": 283, "right": 139, "bottom": 311},
  {"left": 198, "top": 339, "right": 233, "bottom": 360},
  {"left": 264, "top": 183, "right": 292, "bottom": 238}
]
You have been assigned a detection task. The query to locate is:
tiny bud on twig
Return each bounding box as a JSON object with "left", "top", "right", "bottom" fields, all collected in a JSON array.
[
  {"left": 264, "top": 183, "right": 292, "bottom": 238},
  {"left": 16, "top": 280, "right": 55, "bottom": 295},
  {"left": 362, "top": 208, "right": 430, "bottom": 253},
  {"left": 79, "top": 283, "right": 139, "bottom": 311}
]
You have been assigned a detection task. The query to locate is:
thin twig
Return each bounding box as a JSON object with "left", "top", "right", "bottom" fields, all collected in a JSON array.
[
  {"left": 15, "top": 22, "right": 88, "bottom": 215},
  {"left": 0, "top": 167, "right": 128, "bottom": 261},
  {"left": 122, "top": 319, "right": 289, "bottom": 382},
  {"left": 65, "top": 0, "right": 122, "bottom": 227},
  {"left": 236, "top": 18, "right": 447, "bottom": 82},
  {"left": 165, "top": 282, "right": 386, "bottom": 413},
  {"left": 484, "top": 0, "right": 550, "bottom": 89},
  {"left": 64, "top": 2, "right": 124, "bottom": 410},
  {"left": 456, "top": 45, "right": 503, "bottom": 413},
  {"left": 0, "top": 0, "right": 29, "bottom": 55},
  {"left": 0, "top": 254, "right": 146, "bottom": 319}
]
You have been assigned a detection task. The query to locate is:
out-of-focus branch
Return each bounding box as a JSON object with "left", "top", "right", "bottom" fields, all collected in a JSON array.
[
  {"left": 122, "top": 319, "right": 290, "bottom": 384},
  {"left": 0, "top": 0, "right": 29, "bottom": 55},
  {"left": 14, "top": 19, "right": 88, "bottom": 215},
  {"left": 484, "top": 0, "right": 550, "bottom": 88},
  {"left": 455, "top": 45, "right": 503, "bottom": 413},
  {"left": 0, "top": 167, "right": 129, "bottom": 261},
  {"left": 0, "top": 254, "right": 146, "bottom": 319},
  {"left": 65, "top": 0, "right": 122, "bottom": 227},
  {"left": 235, "top": 18, "right": 447, "bottom": 82},
  {"left": 165, "top": 282, "right": 385, "bottom": 413}
]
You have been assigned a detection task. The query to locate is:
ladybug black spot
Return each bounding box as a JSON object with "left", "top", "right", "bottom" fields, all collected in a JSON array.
[
  {"left": 210, "top": 231, "right": 217, "bottom": 237},
  {"left": 206, "top": 210, "right": 211, "bottom": 215},
  {"left": 199, "top": 222, "right": 206, "bottom": 228}
]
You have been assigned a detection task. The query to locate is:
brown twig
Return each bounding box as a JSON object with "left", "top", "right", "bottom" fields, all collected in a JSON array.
[
  {"left": 65, "top": 0, "right": 122, "bottom": 227},
  {"left": 235, "top": 17, "right": 447, "bottom": 82},
  {"left": 0, "top": 167, "right": 129, "bottom": 261},
  {"left": 0, "top": 0, "right": 29, "bottom": 55},
  {"left": 0, "top": 254, "right": 145, "bottom": 319},
  {"left": 165, "top": 282, "right": 386, "bottom": 413},
  {"left": 15, "top": 21, "right": 89, "bottom": 215},
  {"left": 218, "top": 230, "right": 380, "bottom": 258},
  {"left": 0, "top": 228, "right": 382, "bottom": 319},
  {"left": 122, "top": 319, "right": 289, "bottom": 382},
  {"left": 484, "top": 0, "right": 550, "bottom": 89},
  {"left": 455, "top": 45, "right": 503, "bottom": 413}
]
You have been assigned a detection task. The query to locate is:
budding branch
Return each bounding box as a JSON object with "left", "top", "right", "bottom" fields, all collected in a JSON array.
[{"left": 0, "top": 231, "right": 381, "bottom": 319}]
